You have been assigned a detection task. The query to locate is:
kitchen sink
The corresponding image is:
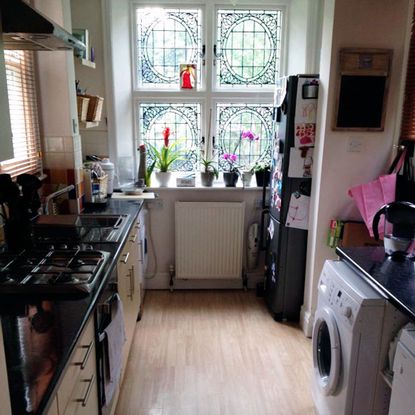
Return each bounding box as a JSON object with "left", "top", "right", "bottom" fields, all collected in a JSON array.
[{"left": 33, "top": 214, "right": 130, "bottom": 243}]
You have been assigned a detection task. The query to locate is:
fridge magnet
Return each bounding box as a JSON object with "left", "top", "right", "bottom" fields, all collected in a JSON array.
[
  {"left": 285, "top": 192, "right": 311, "bottom": 230},
  {"left": 295, "top": 123, "right": 315, "bottom": 148},
  {"left": 180, "top": 64, "right": 197, "bottom": 89},
  {"left": 295, "top": 78, "right": 318, "bottom": 123},
  {"left": 267, "top": 218, "right": 275, "bottom": 239},
  {"left": 288, "top": 148, "right": 314, "bottom": 178}
]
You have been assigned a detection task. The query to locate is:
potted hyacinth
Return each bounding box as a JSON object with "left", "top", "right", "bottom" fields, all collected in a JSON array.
[
  {"left": 254, "top": 160, "right": 271, "bottom": 187},
  {"left": 147, "top": 127, "right": 182, "bottom": 187}
]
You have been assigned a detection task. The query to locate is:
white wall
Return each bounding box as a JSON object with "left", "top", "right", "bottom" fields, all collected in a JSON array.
[
  {"left": 71, "top": 0, "right": 109, "bottom": 157},
  {"left": 145, "top": 188, "right": 265, "bottom": 289},
  {"left": 301, "top": 0, "right": 413, "bottom": 336}
]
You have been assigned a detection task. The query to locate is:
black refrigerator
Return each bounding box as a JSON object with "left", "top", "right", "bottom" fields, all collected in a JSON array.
[{"left": 264, "top": 74, "right": 319, "bottom": 321}]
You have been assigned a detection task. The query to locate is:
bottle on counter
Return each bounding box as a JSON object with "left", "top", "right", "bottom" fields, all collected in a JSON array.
[{"left": 100, "top": 158, "right": 115, "bottom": 196}]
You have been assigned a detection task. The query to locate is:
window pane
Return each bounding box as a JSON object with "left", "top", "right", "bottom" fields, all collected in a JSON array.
[
  {"left": 216, "top": 9, "right": 282, "bottom": 87},
  {"left": 136, "top": 8, "right": 202, "bottom": 87},
  {"left": 216, "top": 104, "right": 272, "bottom": 170},
  {"left": 139, "top": 103, "right": 201, "bottom": 171},
  {"left": 0, "top": 50, "right": 42, "bottom": 178}
]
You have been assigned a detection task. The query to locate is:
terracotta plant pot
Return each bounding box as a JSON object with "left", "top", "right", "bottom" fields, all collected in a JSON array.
[
  {"left": 255, "top": 170, "right": 270, "bottom": 187},
  {"left": 223, "top": 172, "right": 239, "bottom": 187},
  {"left": 201, "top": 171, "right": 215, "bottom": 187},
  {"left": 155, "top": 172, "right": 171, "bottom": 187}
]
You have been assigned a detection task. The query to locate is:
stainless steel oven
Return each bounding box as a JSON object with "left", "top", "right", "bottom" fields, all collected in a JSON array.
[{"left": 94, "top": 264, "right": 119, "bottom": 415}]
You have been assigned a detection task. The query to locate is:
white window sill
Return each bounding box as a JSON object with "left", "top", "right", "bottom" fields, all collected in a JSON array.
[{"left": 146, "top": 173, "right": 265, "bottom": 191}]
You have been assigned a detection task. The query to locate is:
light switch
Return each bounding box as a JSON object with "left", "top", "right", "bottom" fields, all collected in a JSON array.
[{"left": 347, "top": 137, "right": 363, "bottom": 152}]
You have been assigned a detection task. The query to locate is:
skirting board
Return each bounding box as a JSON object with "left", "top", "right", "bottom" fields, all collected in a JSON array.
[
  {"left": 300, "top": 306, "right": 314, "bottom": 338},
  {"left": 145, "top": 272, "right": 264, "bottom": 290}
]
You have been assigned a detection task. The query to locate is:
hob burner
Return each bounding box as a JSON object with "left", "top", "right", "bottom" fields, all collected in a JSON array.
[{"left": 0, "top": 248, "right": 110, "bottom": 296}]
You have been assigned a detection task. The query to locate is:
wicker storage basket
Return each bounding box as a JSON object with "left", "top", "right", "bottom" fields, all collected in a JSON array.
[
  {"left": 77, "top": 95, "right": 90, "bottom": 121},
  {"left": 83, "top": 94, "right": 104, "bottom": 122}
]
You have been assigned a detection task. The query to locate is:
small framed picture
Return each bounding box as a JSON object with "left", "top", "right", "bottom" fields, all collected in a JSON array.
[
  {"left": 72, "top": 29, "right": 89, "bottom": 60},
  {"left": 180, "top": 64, "right": 197, "bottom": 90}
]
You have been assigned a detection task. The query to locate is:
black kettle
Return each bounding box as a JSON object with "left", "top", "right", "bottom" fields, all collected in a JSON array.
[{"left": 372, "top": 201, "right": 415, "bottom": 257}]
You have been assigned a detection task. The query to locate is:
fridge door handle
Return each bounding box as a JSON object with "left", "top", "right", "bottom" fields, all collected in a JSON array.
[{"left": 260, "top": 209, "right": 269, "bottom": 251}]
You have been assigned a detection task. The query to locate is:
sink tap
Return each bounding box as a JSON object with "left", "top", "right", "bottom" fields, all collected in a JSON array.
[{"left": 44, "top": 185, "right": 75, "bottom": 214}]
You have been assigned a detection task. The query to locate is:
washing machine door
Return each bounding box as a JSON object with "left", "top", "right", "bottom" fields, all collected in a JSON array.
[{"left": 312, "top": 306, "right": 341, "bottom": 396}]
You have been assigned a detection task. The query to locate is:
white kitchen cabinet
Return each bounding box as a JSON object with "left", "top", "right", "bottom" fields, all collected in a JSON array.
[
  {"left": 45, "top": 397, "right": 59, "bottom": 415},
  {"left": 0, "top": 38, "right": 14, "bottom": 162},
  {"left": 117, "top": 215, "right": 142, "bottom": 375},
  {"left": 57, "top": 315, "right": 99, "bottom": 415}
]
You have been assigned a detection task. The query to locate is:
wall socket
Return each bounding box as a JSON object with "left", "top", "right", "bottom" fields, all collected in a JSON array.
[
  {"left": 146, "top": 199, "right": 163, "bottom": 209},
  {"left": 347, "top": 137, "right": 363, "bottom": 152}
]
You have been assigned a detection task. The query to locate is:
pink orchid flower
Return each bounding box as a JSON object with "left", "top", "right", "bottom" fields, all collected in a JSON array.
[{"left": 241, "top": 130, "right": 259, "bottom": 141}]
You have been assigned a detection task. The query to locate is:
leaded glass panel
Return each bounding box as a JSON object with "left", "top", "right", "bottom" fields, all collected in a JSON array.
[
  {"left": 216, "top": 9, "right": 281, "bottom": 86},
  {"left": 136, "top": 8, "right": 202, "bottom": 87},
  {"left": 139, "top": 103, "right": 201, "bottom": 171},
  {"left": 216, "top": 104, "right": 272, "bottom": 171}
]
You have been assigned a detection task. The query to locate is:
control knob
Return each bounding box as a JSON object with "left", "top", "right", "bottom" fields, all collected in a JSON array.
[{"left": 342, "top": 306, "right": 352, "bottom": 318}]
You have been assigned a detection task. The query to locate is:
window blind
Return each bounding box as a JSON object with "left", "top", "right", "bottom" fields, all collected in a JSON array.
[
  {"left": 401, "top": 6, "right": 415, "bottom": 141},
  {"left": 0, "top": 50, "right": 42, "bottom": 178}
]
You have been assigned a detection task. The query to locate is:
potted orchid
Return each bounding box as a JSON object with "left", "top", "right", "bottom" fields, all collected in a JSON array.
[
  {"left": 222, "top": 153, "right": 239, "bottom": 187},
  {"left": 147, "top": 127, "right": 182, "bottom": 187},
  {"left": 200, "top": 157, "right": 219, "bottom": 187},
  {"left": 221, "top": 129, "right": 260, "bottom": 187}
]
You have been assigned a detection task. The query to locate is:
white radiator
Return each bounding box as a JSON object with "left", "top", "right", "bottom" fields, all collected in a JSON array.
[{"left": 175, "top": 202, "right": 245, "bottom": 280}]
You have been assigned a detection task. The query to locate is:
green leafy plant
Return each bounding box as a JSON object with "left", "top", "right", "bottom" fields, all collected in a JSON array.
[
  {"left": 147, "top": 127, "right": 183, "bottom": 172},
  {"left": 145, "top": 160, "right": 156, "bottom": 187},
  {"left": 201, "top": 157, "right": 219, "bottom": 179},
  {"left": 254, "top": 160, "right": 271, "bottom": 172}
]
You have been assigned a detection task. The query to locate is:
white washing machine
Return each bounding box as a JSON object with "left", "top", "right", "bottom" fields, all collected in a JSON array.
[{"left": 311, "top": 260, "right": 407, "bottom": 415}]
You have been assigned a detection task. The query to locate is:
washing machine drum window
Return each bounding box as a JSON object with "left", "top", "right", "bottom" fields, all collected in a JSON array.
[{"left": 313, "top": 307, "right": 341, "bottom": 396}]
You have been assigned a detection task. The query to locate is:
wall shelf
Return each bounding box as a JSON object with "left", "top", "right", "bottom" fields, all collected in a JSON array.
[
  {"left": 80, "top": 121, "right": 99, "bottom": 128},
  {"left": 78, "top": 58, "right": 96, "bottom": 69}
]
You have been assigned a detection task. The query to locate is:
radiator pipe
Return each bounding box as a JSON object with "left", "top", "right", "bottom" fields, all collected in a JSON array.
[{"left": 169, "top": 264, "right": 175, "bottom": 293}]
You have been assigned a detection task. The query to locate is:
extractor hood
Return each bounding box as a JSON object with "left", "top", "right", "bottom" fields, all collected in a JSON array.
[{"left": 1, "top": 0, "right": 86, "bottom": 52}]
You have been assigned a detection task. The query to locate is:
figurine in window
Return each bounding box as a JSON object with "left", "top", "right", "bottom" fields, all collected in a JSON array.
[{"left": 180, "top": 64, "right": 196, "bottom": 89}]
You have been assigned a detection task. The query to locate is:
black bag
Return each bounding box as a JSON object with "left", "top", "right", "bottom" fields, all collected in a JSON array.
[{"left": 392, "top": 141, "right": 415, "bottom": 203}]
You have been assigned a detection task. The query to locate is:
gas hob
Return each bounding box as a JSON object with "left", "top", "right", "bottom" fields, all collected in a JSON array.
[{"left": 0, "top": 247, "right": 110, "bottom": 296}]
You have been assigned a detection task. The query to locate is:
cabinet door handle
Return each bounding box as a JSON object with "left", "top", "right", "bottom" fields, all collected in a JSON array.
[
  {"left": 138, "top": 241, "right": 144, "bottom": 263},
  {"left": 126, "top": 266, "right": 134, "bottom": 299},
  {"left": 120, "top": 252, "right": 130, "bottom": 264},
  {"left": 76, "top": 374, "right": 95, "bottom": 407},
  {"left": 75, "top": 340, "right": 94, "bottom": 370},
  {"left": 129, "top": 234, "right": 137, "bottom": 243}
]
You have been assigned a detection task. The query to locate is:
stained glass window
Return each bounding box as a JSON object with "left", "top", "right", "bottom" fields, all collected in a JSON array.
[
  {"left": 216, "top": 9, "right": 282, "bottom": 87},
  {"left": 136, "top": 8, "right": 202, "bottom": 87},
  {"left": 139, "top": 103, "right": 201, "bottom": 171},
  {"left": 216, "top": 104, "right": 273, "bottom": 170}
]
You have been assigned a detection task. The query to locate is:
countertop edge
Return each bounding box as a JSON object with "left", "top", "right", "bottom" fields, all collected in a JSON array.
[{"left": 336, "top": 247, "right": 415, "bottom": 321}]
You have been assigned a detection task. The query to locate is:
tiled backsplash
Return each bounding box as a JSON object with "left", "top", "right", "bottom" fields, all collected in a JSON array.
[{"left": 42, "top": 134, "right": 84, "bottom": 213}]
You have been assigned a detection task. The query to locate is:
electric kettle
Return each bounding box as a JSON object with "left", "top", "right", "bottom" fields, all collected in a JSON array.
[{"left": 372, "top": 201, "right": 415, "bottom": 258}]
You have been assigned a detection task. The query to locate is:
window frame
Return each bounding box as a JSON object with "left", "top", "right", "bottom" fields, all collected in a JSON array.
[{"left": 131, "top": 0, "right": 287, "bottom": 169}]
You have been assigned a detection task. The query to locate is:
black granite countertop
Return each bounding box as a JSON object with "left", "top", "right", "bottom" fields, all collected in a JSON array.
[
  {"left": 1, "top": 199, "right": 144, "bottom": 415},
  {"left": 336, "top": 246, "right": 415, "bottom": 320}
]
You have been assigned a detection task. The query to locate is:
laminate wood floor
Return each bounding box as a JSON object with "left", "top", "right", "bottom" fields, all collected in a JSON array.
[{"left": 115, "top": 290, "right": 315, "bottom": 415}]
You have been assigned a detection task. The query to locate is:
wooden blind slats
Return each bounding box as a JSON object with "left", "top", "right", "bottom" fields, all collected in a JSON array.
[
  {"left": 0, "top": 50, "right": 42, "bottom": 178},
  {"left": 401, "top": 5, "right": 415, "bottom": 141}
]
